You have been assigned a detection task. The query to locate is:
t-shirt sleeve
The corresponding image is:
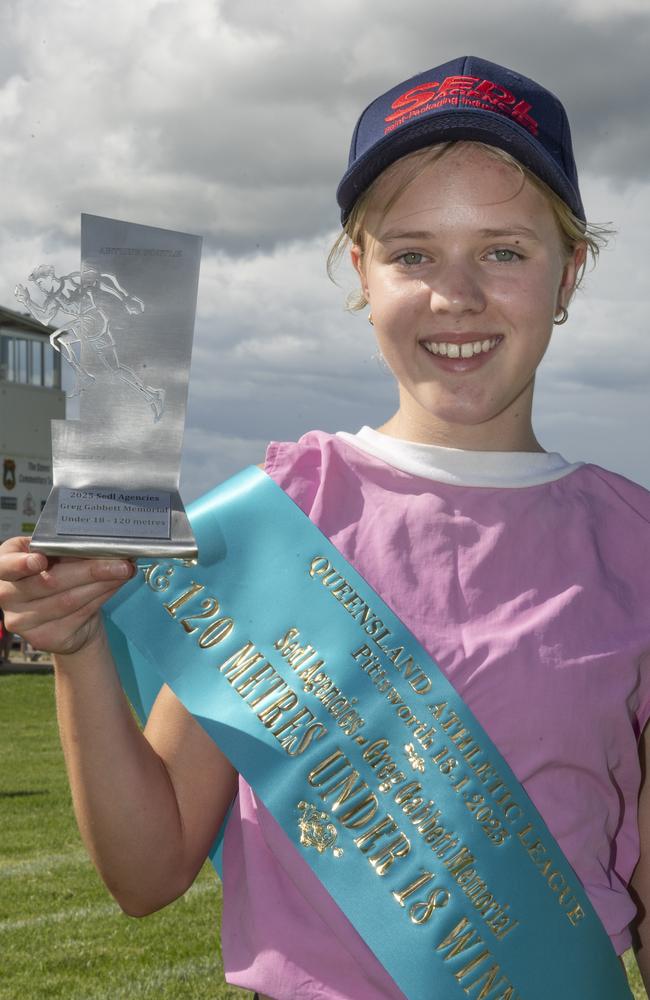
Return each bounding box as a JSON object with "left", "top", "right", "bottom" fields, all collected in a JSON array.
[
  {"left": 264, "top": 432, "right": 329, "bottom": 514},
  {"left": 587, "top": 467, "right": 650, "bottom": 733}
]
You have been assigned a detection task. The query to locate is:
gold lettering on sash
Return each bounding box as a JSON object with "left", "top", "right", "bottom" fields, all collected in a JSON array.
[
  {"left": 272, "top": 706, "right": 313, "bottom": 740},
  {"left": 517, "top": 822, "right": 585, "bottom": 925},
  {"left": 354, "top": 816, "right": 398, "bottom": 853},
  {"left": 140, "top": 562, "right": 175, "bottom": 591},
  {"left": 309, "top": 555, "right": 433, "bottom": 695},
  {"left": 219, "top": 641, "right": 265, "bottom": 680},
  {"left": 462, "top": 964, "right": 511, "bottom": 999},
  {"left": 408, "top": 886, "right": 451, "bottom": 923},
  {"left": 437, "top": 917, "right": 483, "bottom": 960},
  {"left": 566, "top": 904, "right": 585, "bottom": 927},
  {"left": 257, "top": 691, "right": 299, "bottom": 726},
  {"left": 319, "top": 770, "right": 369, "bottom": 811},
  {"left": 163, "top": 581, "right": 205, "bottom": 616},
  {"left": 308, "top": 749, "right": 347, "bottom": 782},
  {"left": 392, "top": 870, "right": 435, "bottom": 906},
  {"left": 247, "top": 677, "right": 288, "bottom": 708},
  {"left": 337, "top": 795, "right": 379, "bottom": 828},
  {"left": 367, "top": 832, "right": 411, "bottom": 876},
  {"left": 445, "top": 846, "right": 476, "bottom": 877},
  {"left": 454, "top": 948, "right": 492, "bottom": 981},
  {"left": 435, "top": 919, "right": 523, "bottom": 998},
  {"left": 235, "top": 662, "right": 279, "bottom": 697}
]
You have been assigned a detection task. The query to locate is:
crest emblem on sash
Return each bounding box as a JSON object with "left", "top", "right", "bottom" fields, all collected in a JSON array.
[
  {"left": 404, "top": 743, "right": 426, "bottom": 772},
  {"left": 3, "top": 458, "right": 16, "bottom": 491},
  {"left": 297, "top": 801, "right": 343, "bottom": 858}
]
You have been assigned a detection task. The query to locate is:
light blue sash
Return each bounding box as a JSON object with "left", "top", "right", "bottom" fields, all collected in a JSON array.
[{"left": 104, "top": 467, "right": 632, "bottom": 1000}]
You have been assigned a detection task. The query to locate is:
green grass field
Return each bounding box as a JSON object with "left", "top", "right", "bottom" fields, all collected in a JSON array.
[
  {"left": 0, "top": 673, "right": 247, "bottom": 1000},
  {"left": 1, "top": 673, "right": 647, "bottom": 999}
]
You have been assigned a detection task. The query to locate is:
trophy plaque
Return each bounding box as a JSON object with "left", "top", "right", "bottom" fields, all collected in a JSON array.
[{"left": 15, "top": 214, "right": 201, "bottom": 559}]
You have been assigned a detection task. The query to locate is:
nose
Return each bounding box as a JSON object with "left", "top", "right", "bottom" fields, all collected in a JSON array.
[{"left": 428, "top": 260, "right": 486, "bottom": 316}]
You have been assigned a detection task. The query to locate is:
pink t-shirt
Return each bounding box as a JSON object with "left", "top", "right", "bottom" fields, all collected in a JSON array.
[{"left": 221, "top": 430, "right": 650, "bottom": 998}]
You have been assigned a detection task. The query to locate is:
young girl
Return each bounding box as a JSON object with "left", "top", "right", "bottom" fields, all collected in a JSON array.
[{"left": 1, "top": 56, "right": 649, "bottom": 999}]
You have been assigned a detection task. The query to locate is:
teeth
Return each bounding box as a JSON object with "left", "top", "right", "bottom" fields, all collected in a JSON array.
[{"left": 423, "top": 337, "right": 499, "bottom": 358}]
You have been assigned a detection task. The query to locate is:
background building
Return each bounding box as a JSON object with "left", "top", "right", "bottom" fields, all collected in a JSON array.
[{"left": 0, "top": 305, "right": 65, "bottom": 542}]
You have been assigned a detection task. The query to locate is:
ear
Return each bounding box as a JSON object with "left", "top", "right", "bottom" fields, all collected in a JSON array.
[
  {"left": 350, "top": 244, "right": 370, "bottom": 301},
  {"left": 558, "top": 243, "right": 587, "bottom": 309}
]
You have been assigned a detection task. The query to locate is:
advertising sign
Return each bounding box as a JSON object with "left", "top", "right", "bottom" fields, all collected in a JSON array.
[{"left": 0, "top": 454, "right": 52, "bottom": 539}]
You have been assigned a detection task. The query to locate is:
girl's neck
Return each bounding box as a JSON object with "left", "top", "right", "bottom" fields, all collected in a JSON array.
[{"left": 380, "top": 408, "right": 544, "bottom": 454}]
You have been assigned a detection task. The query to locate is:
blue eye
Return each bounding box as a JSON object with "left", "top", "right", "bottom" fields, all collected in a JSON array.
[
  {"left": 397, "top": 252, "right": 425, "bottom": 266},
  {"left": 488, "top": 248, "right": 523, "bottom": 263}
]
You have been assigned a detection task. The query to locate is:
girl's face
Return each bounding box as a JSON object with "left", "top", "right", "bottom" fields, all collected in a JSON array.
[{"left": 351, "top": 144, "right": 585, "bottom": 450}]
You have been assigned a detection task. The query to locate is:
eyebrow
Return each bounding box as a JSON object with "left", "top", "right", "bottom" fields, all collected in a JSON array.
[
  {"left": 477, "top": 226, "right": 541, "bottom": 240},
  {"left": 378, "top": 225, "right": 542, "bottom": 243},
  {"left": 379, "top": 229, "right": 436, "bottom": 243}
]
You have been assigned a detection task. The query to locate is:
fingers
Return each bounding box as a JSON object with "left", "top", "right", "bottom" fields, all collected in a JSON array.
[
  {"left": 0, "top": 546, "right": 133, "bottom": 602},
  {"left": 0, "top": 536, "right": 136, "bottom": 653},
  {"left": 27, "top": 556, "right": 133, "bottom": 599},
  {"left": 0, "top": 536, "right": 49, "bottom": 582},
  {"left": 24, "top": 586, "right": 125, "bottom": 656},
  {"left": 6, "top": 576, "right": 129, "bottom": 633}
]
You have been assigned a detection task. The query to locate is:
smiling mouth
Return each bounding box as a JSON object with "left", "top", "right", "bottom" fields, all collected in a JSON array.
[{"left": 422, "top": 337, "right": 501, "bottom": 359}]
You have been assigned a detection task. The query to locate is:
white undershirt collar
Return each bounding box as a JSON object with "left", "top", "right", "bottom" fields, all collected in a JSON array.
[{"left": 336, "top": 427, "right": 583, "bottom": 488}]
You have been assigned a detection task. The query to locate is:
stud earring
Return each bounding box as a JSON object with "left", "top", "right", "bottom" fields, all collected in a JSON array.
[
  {"left": 554, "top": 306, "right": 569, "bottom": 325},
  {"left": 368, "top": 312, "right": 374, "bottom": 326}
]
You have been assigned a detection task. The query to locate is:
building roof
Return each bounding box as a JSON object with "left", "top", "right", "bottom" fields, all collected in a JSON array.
[{"left": 0, "top": 304, "right": 53, "bottom": 337}]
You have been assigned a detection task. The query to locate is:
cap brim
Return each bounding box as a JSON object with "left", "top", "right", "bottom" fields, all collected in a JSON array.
[{"left": 336, "top": 110, "right": 585, "bottom": 223}]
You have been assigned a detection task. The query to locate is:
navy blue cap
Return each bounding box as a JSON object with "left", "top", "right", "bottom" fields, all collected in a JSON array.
[{"left": 337, "top": 56, "right": 585, "bottom": 223}]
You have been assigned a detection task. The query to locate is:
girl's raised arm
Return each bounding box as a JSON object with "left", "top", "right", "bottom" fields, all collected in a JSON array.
[{"left": 0, "top": 537, "right": 237, "bottom": 915}]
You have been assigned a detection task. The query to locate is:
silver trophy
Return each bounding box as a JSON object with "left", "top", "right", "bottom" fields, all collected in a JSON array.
[{"left": 15, "top": 214, "right": 201, "bottom": 559}]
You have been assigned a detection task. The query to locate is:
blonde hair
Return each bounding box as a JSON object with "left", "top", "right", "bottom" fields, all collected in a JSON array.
[{"left": 327, "top": 142, "right": 612, "bottom": 312}]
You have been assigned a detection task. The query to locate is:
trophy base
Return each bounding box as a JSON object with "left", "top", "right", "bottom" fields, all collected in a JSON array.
[{"left": 29, "top": 486, "right": 198, "bottom": 560}]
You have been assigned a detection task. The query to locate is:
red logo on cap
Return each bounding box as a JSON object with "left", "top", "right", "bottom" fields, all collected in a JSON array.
[{"left": 385, "top": 75, "right": 538, "bottom": 136}]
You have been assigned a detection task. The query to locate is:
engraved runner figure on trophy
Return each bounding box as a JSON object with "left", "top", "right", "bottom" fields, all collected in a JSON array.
[{"left": 15, "top": 264, "right": 165, "bottom": 421}]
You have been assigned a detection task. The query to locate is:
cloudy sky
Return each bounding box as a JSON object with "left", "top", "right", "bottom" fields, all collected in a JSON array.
[{"left": 1, "top": 0, "right": 648, "bottom": 497}]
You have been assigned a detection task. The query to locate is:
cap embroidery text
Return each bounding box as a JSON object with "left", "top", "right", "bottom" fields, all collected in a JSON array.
[{"left": 384, "top": 75, "right": 539, "bottom": 136}]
